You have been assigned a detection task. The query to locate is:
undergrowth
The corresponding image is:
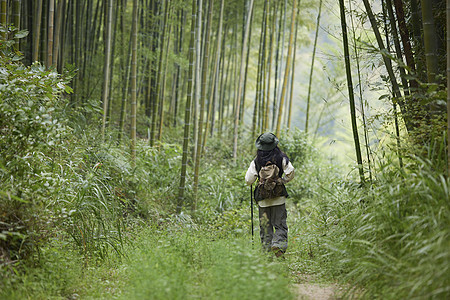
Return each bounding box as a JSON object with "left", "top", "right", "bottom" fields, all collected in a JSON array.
[{"left": 287, "top": 144, "right": 450, "bottom": 299}]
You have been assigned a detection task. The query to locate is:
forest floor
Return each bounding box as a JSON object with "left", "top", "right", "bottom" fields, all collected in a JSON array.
[
  {"left": 111, "top": 225, "right": 348, "bottom": 300},
  {"left": 1, "top": 225, "right": 349, "bottom": 300}
]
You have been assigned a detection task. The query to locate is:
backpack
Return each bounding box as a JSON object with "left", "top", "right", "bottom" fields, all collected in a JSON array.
[{"left": 254, "top": 160, "right": 288, "bottom": 202}]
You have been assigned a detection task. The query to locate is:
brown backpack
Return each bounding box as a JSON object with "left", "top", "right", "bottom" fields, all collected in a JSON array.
[{"left": 254, "top": 161, "right": 288, "bottom": 201}]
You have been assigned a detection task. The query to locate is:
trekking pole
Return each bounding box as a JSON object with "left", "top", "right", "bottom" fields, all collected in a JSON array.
[{"left": 250, "top": 184, "right": 254, "bottom": 241}]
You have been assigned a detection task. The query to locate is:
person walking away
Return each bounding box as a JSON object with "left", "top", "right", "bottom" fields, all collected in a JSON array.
[{"left": 245, "top": 133, "right": 295, "bottom": 258}]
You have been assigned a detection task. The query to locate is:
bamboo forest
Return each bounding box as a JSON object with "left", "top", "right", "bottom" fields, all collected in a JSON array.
[{"left": 1, "top": 0, "right": 449, "bottom": 299}]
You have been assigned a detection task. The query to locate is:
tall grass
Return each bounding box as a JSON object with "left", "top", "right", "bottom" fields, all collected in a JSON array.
[
  {"left": 122, "top": 226, "right": 294, "bottom": 300},
  {"left": 288, "top": 149, "right": 450, "bottom": 299}
]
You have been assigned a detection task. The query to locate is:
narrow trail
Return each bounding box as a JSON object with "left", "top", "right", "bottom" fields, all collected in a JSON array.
[
  {"left": 293, "top": 282, "right": 340, "bottom": 300},
  {"left": 291, "top": 274, "right": 343, "bottom": 300}
]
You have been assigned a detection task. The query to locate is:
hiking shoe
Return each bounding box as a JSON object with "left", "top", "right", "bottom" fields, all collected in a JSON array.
[{"left": 271, "top": 247, "right": 285, "bottom": 259}]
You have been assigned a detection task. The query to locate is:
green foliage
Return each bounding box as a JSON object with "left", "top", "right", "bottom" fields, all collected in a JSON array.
[
  {"left": 0, "top": 29, "right": 74, "bottom": 262},
  {"left": 280, "top": 129, "right": 311, "bottom": 166},
  {"left": 289, "top": 153, "right": 450, "bottom": 299},
  {"left": 0, "top": 236, "right": 126, "bottom": 299}
]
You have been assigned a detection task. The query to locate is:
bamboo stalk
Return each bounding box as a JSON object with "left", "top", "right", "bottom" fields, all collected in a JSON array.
[
  {"left": 178, "top": 0, "right": 197, "bottom": 212},
  {"left": 193, "top": 0, "right": 214, "bottom": 204},
  {"left": 233, "top": 0, "right": 255, "bottom": 159},
  {"left": 305, "top": 0, "right": 322, "bottom": 134},
  {"left": 101, "top": 0, "right": 113, "bottom": 138},
  {"left": 339, "top": 0, "right": 365, "bottom": 184},
  {"left": 48, "top": 0, "right": 55, "bottom": 67},
  {"left": 130, "top": 0, "right": 138, "bottom": 165},
  {"left": 287, "top": 0, "right": 300, "bottom": 131},
  {"left": 275, "top": 0, "right": 297, "bottom": 136},
  {"left": 421, "top": 0, "right": 438, "bottom": 83},
  {"left": 447, "top": 0, "right": 450, "bottom": 175},
  {"left": 32, "top": 0, "right": 43, "bottom": 62}
]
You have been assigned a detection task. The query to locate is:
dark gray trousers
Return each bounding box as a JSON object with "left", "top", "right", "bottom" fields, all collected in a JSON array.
[{"left": 258, "top": 204, "right": 288, "bottom": 252}]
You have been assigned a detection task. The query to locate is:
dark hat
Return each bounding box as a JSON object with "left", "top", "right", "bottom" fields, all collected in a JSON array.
[{"left": 255, "top": 133, "right": 279, "bottom": 151}]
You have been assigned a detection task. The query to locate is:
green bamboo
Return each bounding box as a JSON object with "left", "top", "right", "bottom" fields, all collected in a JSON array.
[
  {"left": 350, "top": 0, "right": 372, "bottom": 181},
  {"left": 287, "top": 0, "right": 300, "bottom": 131},
  {"left": 13, "top": 0, "right": 20, "bottom": 49},
  {"left": 447, "top": 0, "right": 450, "bottom": 175},
  {"left": 264, "top": 0, "right": 275, "bottom": 132},
  {"left": 52, "top": 0, "right": 64, "bottom": 68},
  {"left": 233, "top": 0, "right": 255, "bottom": 159},
  {"left": 193, "top": 0, "right": 214, "bottom": 204},
  {"left": 178, "top": 0, "right": 197, "bottom": 212},
  {"left": 382, "top": 0, "right": 404, "bottom": 169},
  {"left": 151, "top": 0, "right": 170, "bottom": 146},
  {"left": 0, "top": 0, "right": 7, "bottom": 40},
  {"left": 130, "top": 0, "right": 138, "bottom": 165},
  {"left": 339, "top": 0, "right": 365, "bottom": 184},
  {"left": 362, "top": 0, "right": 410, "bottom": 132},
  {"left": 420, "top": 0, "right": 438, "bottom": 83},
  {"left": 305, "top": 0, "right": 322, "bottom": 134},
  {"left": 47, "top": 0, "right": 55, "bottom": 67},
  {"left": 32, "top": 0, "right": 43, "bottom": 62},
  {"left": 157, "top": 9, "right": 173, "bottom": 142},
  {"left": 202, "top": 0, "right": 224, "bottom": 151},
  {"left": 386, "top": 0, "right": 409, "bottom": 96},
  {"left": 101, "top": 0, "right": 113, "bottom": 138},
  {"left": 275, "top": 0, "right": 297, "bottom": 136},
  {"left": 394, "top": 0, "right": 416, "bottom": 89}
]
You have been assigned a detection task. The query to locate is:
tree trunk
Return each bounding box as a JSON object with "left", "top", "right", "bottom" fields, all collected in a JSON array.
[
  {"left": 410, "top": 0, "right": 425, "bottom": 81},
  {"left": 151, "top": 0, "right": 170, "bottom": 146},
  {"left": 178, "top": 0, "right": 197, "bottom": 212},
  {"left": 193, "top": 0, "right": 213, "bottom": 203},
  {"left": 47, "top": 0, "right": 55, "bottom": 67},
  {"left": 272, "top": 1, "right": 282, "bottom": 129},
  {"left": 13, "top": 0, "right": 20, "bottom": 49},
  {"left": 362, "top": 0, "right": 410, "bottom": 132},
  {"left": 386, "top": 0, "right": 409, "bottom": 96},
  {"left": 1, "top": 0, "right": 7, "bottom": 40},
  {"left": 233, "top": 0, "right": 255, "bottom": 159},
  {"left": 305, "top": 0, "right": 322, "bottom": 134},
  {"left": 240, "top": 1, "right": 254, "bottom": 123},
  {"left": 261, "top": 0, "right": 268, "bottom": 132},
  {"left": 0, "top": 0, "right": 5, "bottom": 23},
  {"left": 349, "top": 0, "right": 373, "bottom": 180},
  {"left": 53, "top": 0, "right": 64, "bottom": 69},
  {"left": 32, "top": 0, "right": 43, "bottom": 62},
  {"left": 101, "top": 0, "right": 113, "bottom": 138},
  {"left": 275, "top": 0, "right": 297, "bottom": 137},
  {"left": 447, "top": 0, "right": 450, "bottom": 175},
  {"left": 287, "top": 0, "right": 300, "bottom": 131},
  {"left": 264, "top": 0, "right": 275, "bottom": 132},
  {"left": 339, "top": 0, "right": 365, "bottom": 184},
  {"left": 202, "top": 0, "right": 224, "bottom": 151},
  {"left": 393, "top": 0, "right": 417, "bottom": 89},
  {"left": 157, "top": 8, "right": 173, "bottom": 142},
  {"left": 118, "top": 0, "right": 131, "bottom": 143},
  {"left": 130, "top": 0, "right": 138, "bottom": 165},
  {"left": 191, "top": 0, "right": 203, "bottom": 162},
  {"left": 421, "top": 0, "right": 439, "bottom": 83},
  {"left": 253, "top": 0, "right": 268, "bottom": 137},
  {"left": 382, "top": 0, "right": 404, "bottom": 169}
]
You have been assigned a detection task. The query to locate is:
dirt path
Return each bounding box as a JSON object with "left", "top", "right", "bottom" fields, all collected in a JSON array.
[
  {"left": 292, "top": 274, "right": 343, "bottom": 300},
  {"left": 294, "top": 282, "right": 341, "bottom": 300}
]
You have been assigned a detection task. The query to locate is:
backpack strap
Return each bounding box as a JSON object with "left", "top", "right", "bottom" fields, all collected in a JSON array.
[{"left": 254, "top": 157, "right": 261, "bottom": 176}]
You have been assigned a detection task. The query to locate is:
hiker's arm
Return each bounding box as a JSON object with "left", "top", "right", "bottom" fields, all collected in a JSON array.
[
  {"left": 281, "top": 159, "right": 295, "bottom": 183},
  {"left": 245, "top": 161, "right": 258, "bottom": 185}
]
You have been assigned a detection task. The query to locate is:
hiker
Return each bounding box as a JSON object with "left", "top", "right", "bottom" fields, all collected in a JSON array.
[{"left": 245, "top": 133, "right": 295, "bottom": 258}]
